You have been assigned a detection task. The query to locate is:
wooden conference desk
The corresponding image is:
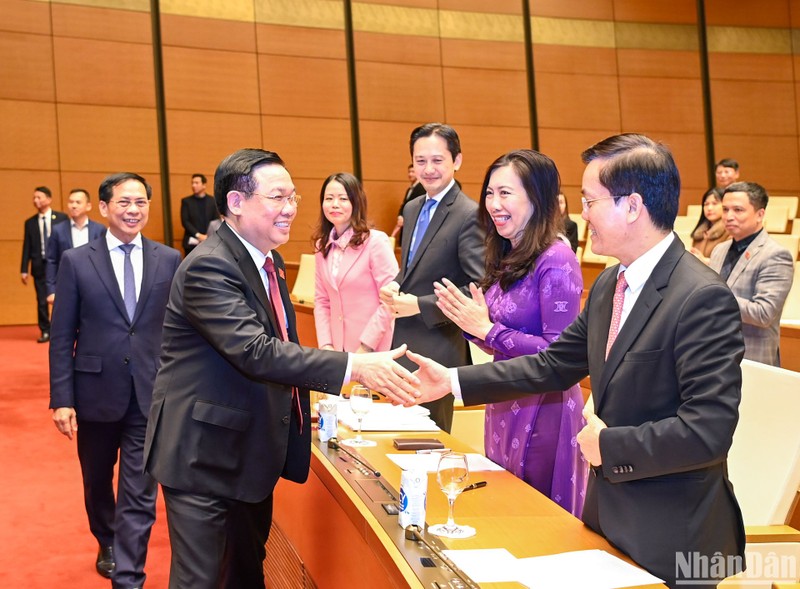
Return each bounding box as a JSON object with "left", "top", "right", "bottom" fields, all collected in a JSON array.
[{"left": 272, "top": 429, "right": 665, "bottom": 588}]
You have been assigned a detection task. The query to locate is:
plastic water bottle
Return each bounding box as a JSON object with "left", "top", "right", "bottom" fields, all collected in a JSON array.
[
  {"left": 318, "top": 395, "right": 338, "bottom": 443},
  {"left": 398, "top": 469, "right": 427, "bottom": 528}
]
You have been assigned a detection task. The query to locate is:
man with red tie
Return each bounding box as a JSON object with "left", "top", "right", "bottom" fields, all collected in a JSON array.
[
  {"left": 411, "top": 134, "right": 746, "bottom": 588},
  {"left": 144, "top": 148, "right": 419, "bottom": 589}
]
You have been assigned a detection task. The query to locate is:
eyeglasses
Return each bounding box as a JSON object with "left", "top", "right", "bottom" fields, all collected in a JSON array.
[
  {"left": 110, "top": 199, "right": 150, "bottom": 209},
  {"left": 250, "top": 192, "right": 302, "bottom": 207},
  {"left": 580, "top": 194, "right": 628, "bottom": 211}
]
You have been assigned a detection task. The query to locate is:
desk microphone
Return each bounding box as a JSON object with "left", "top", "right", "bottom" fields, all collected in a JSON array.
[
  {"left": 404, "top": 525, "right": 478, "bottom": 588},
  {"left": 327, "top": 438, "right": 381, "bottom": 477}
]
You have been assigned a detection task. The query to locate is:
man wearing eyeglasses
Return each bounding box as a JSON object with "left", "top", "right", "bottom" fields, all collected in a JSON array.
[
  {"left": 411, "top": 134, "right": 746, "bottom": 588},
  {"left": 144, "top": 148, "right": 419, "bottom": 589},
  {"left": 49, "top": 172, "right": 182, "bottom": 589}
]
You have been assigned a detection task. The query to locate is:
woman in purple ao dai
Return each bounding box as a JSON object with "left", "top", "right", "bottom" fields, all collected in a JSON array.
[{"left": 434, "top": 149, "right": 587, "bottom": 516}]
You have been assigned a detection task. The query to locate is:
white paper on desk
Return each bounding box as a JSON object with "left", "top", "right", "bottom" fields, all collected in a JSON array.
[
  {"left": 386, "top": 453, "right": 504, "bottom": 473},
  {"left": 515, "top": 549, "right": 663, "bottom": 589},
  {"left": 337, "top": 402, "right": 439, "bottom": 432},
  {"left": 441, "top": 549, "right": 520, "bottom": 583}
]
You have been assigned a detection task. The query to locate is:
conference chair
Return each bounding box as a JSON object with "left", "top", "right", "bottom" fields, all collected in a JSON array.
[
  {"left": 581, "top": 234, "right": 608, "bottom": 265},
  {"left": 771, "top": 196, "right": 799, "bottom": 219},
  {"left": 764, "top": 204, "right": 791, "bottom": 234},
  {"left": 290, "top": 253, "right": 316, "bottom": 305},
  {"left": 720, "top": 360, "right": 800, "bottom": 588},
  {"left": 772, "top": 234, "right": 800, "bottom": 263},
  {"left": 672, "top": 216, "right": 695, "bottom": 233},
  {"left": 568, "top": 213, "right": 587, "bottom": 243},
  {"left": 686, "top": 204, "right": 702, "bottom": 220},
  {"left": 780, "top": 262, "right": 800, "bottom": 325}
]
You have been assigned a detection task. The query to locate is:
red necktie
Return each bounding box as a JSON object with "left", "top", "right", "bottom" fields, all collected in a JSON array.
[
  {"left": 605, "top": 270, "right": 627, "bottom": 360},
  {"left": 263, "top": 257, "right": 303, "bottom": 432}
]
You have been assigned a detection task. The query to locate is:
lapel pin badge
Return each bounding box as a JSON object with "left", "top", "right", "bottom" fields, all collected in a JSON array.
[{"left": 278, "top": 268, "right": 285, "bottom": 280}]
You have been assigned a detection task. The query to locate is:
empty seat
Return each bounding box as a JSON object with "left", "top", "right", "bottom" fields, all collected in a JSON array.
[
  {"left": 772, "top": 234, "right": 800, "bottom": 263},
  {"left": 290, "top": 253, "right": 316, "bottom": 305},
  {"left": 764, "top": 204, "right": 791, "bottom": 234},
  {"left": 771, "top": 196, "right": 799, "bottom": 219}
]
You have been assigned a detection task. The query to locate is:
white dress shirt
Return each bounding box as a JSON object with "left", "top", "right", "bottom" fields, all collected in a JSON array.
[
  {"left": 70, "top": 219, "right": 91, "bottom": 249},
  {"left": 106, "top": 231, "right": 143, "bottom": 302}
]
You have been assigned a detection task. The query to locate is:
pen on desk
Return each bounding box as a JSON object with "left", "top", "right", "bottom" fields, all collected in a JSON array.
[
  {"left": 462, "top": 481, "right": 487, "bottom": 492},
  {"left": 415, "top": 448, "right": 451, "bottom": 454}
]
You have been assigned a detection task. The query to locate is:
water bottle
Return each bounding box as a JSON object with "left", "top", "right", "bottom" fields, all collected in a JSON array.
[
  {"left": 398, "top": 469, "right": 427, "bottom": 528},
  {"left": 318, "top": 395, "right": 338, "bottom": 443}
]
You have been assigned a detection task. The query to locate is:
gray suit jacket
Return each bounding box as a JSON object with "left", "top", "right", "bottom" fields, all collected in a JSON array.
[
  {"left": 457, "top": 235, "right": 746, "bottom": 585},
  {"left": 709, "top": 230, "right": 794, "bottom": 366},
  {"left": 393, "top": 183, "right": 485, "bottom": 370}
]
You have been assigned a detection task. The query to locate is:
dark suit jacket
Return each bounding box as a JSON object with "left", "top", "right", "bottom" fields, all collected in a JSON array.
[
  {"left": 49, "top": 236, "right": 182, "bottom": 421},
  {"left": 180, "top": 194, "right": 218, "bottom": 252},
  {"left": 21, "top": 211, "right": 68, "bottom": 276},
  {"left": 144, "top": 222, "right": 349, "bottom": 503},
  {"left": 45, "top": 219, "right": 106, "bottom": 295},
  {"left": 457, "top": 236, "right": 746, "bottom": 585},
  {"left": 393, "top": 183, "right": 485, "bottom": 370}
]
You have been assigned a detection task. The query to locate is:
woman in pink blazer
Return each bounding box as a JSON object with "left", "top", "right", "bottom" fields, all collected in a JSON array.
[{"left": 311, "top": 173, "right": 399, "bottom": 352}]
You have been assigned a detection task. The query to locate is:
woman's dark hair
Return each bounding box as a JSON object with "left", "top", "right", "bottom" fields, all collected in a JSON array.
[
  {"left": 311, "top": 172, "right": 370, "bottom": 258},
  {"left": 691, "top": 189, "right": 722, "bottom": 236},
  {"left": 479, "top": 149, "right": 562, "bottom": 291}
]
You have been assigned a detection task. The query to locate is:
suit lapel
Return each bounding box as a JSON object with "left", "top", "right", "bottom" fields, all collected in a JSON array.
[
  {"left": 217, "top": 223, "right": 281, "bottom": 338},
  {"left": 88, "top": 239, "right": 130, "bottom": 321},
  {"left": 404, "top": 184, "right": 458, "bottom": 276},
  {"left": 727, "top": 231, "right": 766, "bottom": 287},
  {"left": 334, "top": 242, "right": 367, "bottom": 288},
  {"left": 273, "top": 251, "right": 299, "bottom": 344},
  {"left": 401, "top": 196, "right": 424, "bottom": 270},
  {"left": 594, "top": 237, "right": 683, "bottom": 411},
  {"left": 132, "top": 238, "right": 159, "bottom": 324}
]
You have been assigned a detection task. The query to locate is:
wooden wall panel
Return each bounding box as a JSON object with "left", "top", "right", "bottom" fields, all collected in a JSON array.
[
  {"left": 357, "top": 61, "right": 445, "bottom": 122},
  {"left": 441, "top": 38, "right": 524, "bottom": 70},
  {"left": 161, "top": 13, "right": 256, "bottom": 52},
  {"left": 3, "top": 0, "right": 52, "bottom": 35},
  {"left": 617, "top": 48, "right": 700, "bottom": 78},
  {"left": 619, "top": 77, "right": 704, "bottom": 133},
  {"left": 443, "top": 67, "right": 528, "bottom": 127},
  {"left": 57, "top": 104, "right": 159, "bottom": 173},
  {"left": 51, "top": 2, "right": 151, "bottom": 43},
  {"left": 0, "top": 32, "right": 55, "bottom": 101},
  {"left": 256, "top": 24, "right": 346, "bottom": 59},
  {"left": 261, "top": 115, "right": 353, "bottom": 179},
  {"left": 538, "top": 127, "right": 620, "bottom": 190},
  {"left": 360, "top": 120, "right": 416, "bottom": 182},
  {"left": 716, "top": 134, "right": 800, "bottom": 194},
  {"left": 705, "top": 0, "right": 791, "bottom": 27},
  {"left": 0, "top": 99, "right": 60, "bottom": 171},
  {"left": 0, "top": 170, "right": 62, "bottom": 241},
  {"left": 361, "top": 179, "right": 412, "bottom": 235},
  {"left": 709, "top": 53, "right": 793, "bottom": 82},
  {"left": 612, "top": 0, "right": 697, "bottom": 23},
  {"left": 165, "top": 110, "right": 262, "bottom": 174},
  {"left": 531, "top": 0, "right": 614, "bottom": 20},
  {"left": 53, "top": 37, "right": 155, "bottom": 107},
  {"left": 710, "top": 79, "right": 797, "bottom": 136},
  {"left": 163, "top": 46, "right": 259, "bottom": 113},
  {"left": 58, "top": 171, "right": 114, "bottom": 226},
  {"left": 536, "top": 72, "right": 621, "bottom": 130},
  {"left": 648, "top": 132, "right": 708, "bottom": 211},
  {"left": 258, "top": 55, "right": 349, "bottom": 118},
  {"left": 1, "top": 241, "right": 38, "bottom": 324},
  {"left": 439, "top": 0, "right": 520, "bottom": 14},
  {"left": 533, "top": 45, "right": 618, "bottom": 76},
  {"left": 454, "top": 124, "right": 532, "bottom": 186},
  {"left": 354, "top": 31, "right": 440, "bottom": 65}
]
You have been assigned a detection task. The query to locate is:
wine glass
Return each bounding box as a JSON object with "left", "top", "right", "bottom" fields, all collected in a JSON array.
[
  {"left": 341, "top": 385, "right": 377, "bottom": 447},
  {"left": 428, "top": 452, "right": 476, "bottom": 538}
]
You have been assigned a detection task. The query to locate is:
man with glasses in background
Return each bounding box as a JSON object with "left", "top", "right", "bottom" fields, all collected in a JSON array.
[
  {"left": 144, "top": 148, "right": 418, "bottom": 589},
  {"left": 49, "top": 173, "right": 182, "bottom": 589}
]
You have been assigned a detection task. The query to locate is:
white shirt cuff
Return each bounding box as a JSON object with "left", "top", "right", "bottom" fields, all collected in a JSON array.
[
  {"left": 450, "top": 368, "right": 462, "bottom": 400},
  {"left": 343, "top": 353, "right": 353, "bottom": 386}
]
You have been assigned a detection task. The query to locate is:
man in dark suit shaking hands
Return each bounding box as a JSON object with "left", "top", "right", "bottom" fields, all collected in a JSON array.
[
  {"left": 50, "top": 173, "right": 182, "bottom": 588},
  {"left": 411, "top": 134, "right": 746, "bottom": 588},
  {"left": 21, "top": 185, "right": 67, "bottom": 342},
  {"left": 144, "top": 149, "right": 418, "bottom": 589}
]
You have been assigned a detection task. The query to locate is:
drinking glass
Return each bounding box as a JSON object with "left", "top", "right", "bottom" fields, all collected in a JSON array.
[
  {"left": 428, "top": 452, "right": 476, "bottom": 538},
  {"left": 341, "top": 385, "right": 377, "bottom": 447}
]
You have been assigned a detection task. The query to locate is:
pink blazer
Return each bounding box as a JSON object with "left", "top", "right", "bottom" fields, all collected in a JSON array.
[{"left": 313, "top": 229, "right": 399, "bottom": 352}]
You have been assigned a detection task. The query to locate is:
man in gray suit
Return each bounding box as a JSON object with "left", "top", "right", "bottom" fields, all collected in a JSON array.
[
  {"left": 379, "top": 123, "right": 484, "bottom": 432},
  {"left": 709, "top": 181, "right": 794, "bottom": 366}
]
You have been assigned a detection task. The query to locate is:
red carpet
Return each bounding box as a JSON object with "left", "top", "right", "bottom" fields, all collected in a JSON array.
[{"left": 0, "top": 326, "right": 170, "bottom": 588}]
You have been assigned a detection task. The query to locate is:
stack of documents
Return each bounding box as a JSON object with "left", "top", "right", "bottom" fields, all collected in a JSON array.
[
  {"left": 386, "top": 452, "right": 504, "bottom": 473},
  {"left": 336, "top": 401, "right": 439, "bottom": 432},
  {"left": 442, "top": 548, "right": 664, "bottom": 588}
]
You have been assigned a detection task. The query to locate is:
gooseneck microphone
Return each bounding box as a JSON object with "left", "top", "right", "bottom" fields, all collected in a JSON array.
[{"left": 327, "top": 438, "right": 381, "bottom": 477}]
